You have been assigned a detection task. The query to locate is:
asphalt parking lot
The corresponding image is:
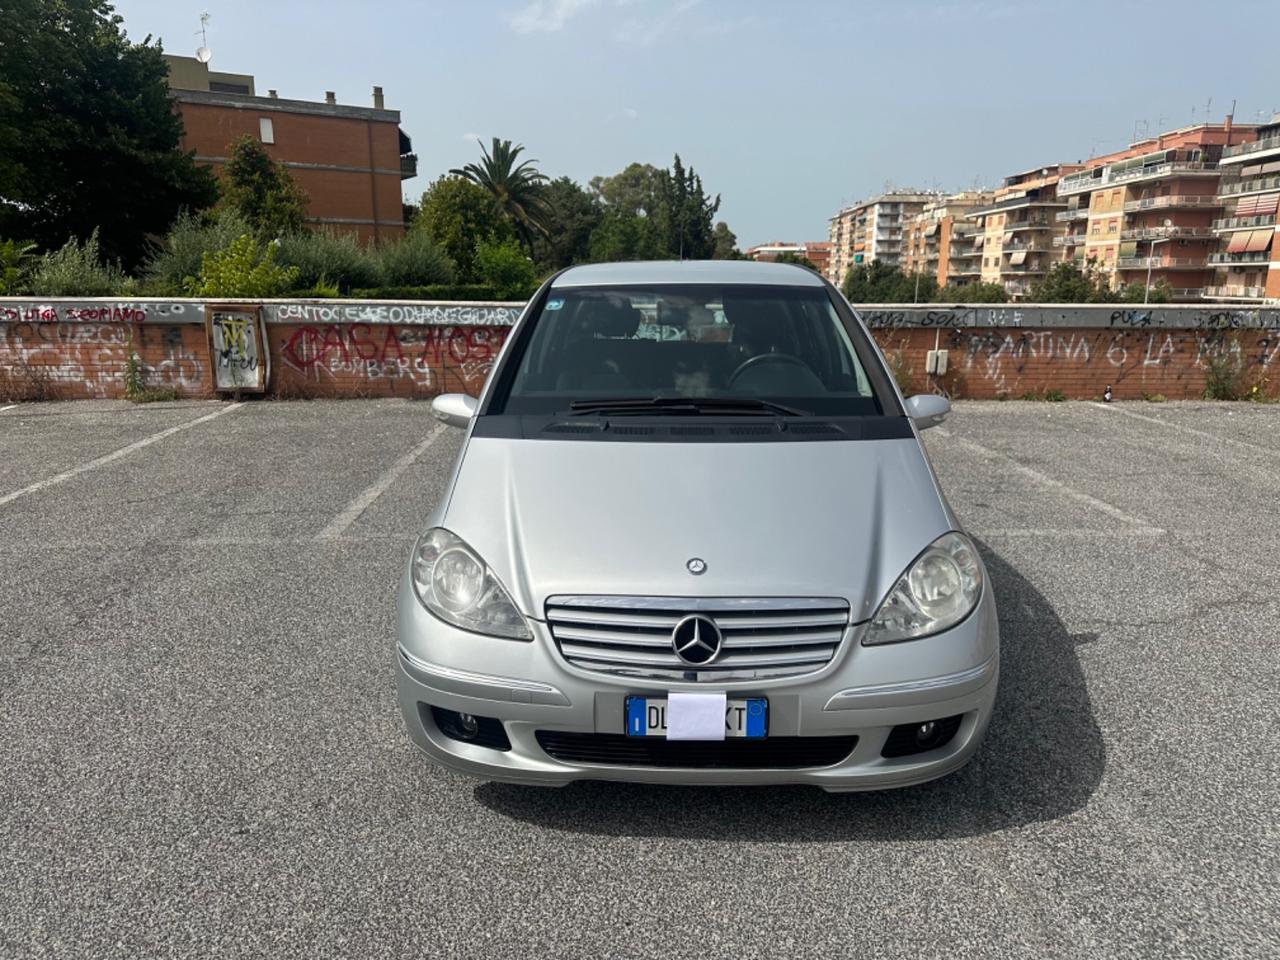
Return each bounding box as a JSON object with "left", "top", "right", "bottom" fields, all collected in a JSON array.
[{"left": 1, "top": 398, "right": 1277, "bottom": 959}]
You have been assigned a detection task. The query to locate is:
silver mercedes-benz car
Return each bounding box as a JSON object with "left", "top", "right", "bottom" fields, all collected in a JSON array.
[{"left": 395, "top": 260, "right": 998, "bottom": 791}]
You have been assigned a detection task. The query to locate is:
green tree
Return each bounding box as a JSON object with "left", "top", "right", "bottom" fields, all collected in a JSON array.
[
  {"left": 0, "top": 0, "right": 217, "bottom": 268},
  {"left": 473, "top": 238, "right": 538, "bottom": 300},
  {"left": 655, "top": 155, "right": 721, "bottom": 259},
  {"left": 589, "top": 163, "right": 664, "bottom": 217},
  {"left": 1031, "top": 260, "right": 1117, "bottom": 303},
  {"left": 530, "top": 177, "right": 602, "bottom": 273},
  {"left": 587, "top": 207, "right": 665, "bottom": 262},
  {"left": 712, "top": 222, "right": 741, "bottom": 259},
  {"left": 0, "top": 240, "right": 36, "bottom": 294},
  {"left": 841, "top": 261, "right": 937, "bottom": 302},
  {"left": 183, "top": 235, "right": 299, "bottom": 298},
  {"left": 943, "top": 281, "right": 1009, "bottom": 303},
  {"left": 772, "top": 251, "right": 818, "bottom": 271},
  {"left": 414, "top": 175, "right": 513, "bottom": 281},
  {"left": 220, "top": 136, "right": 309, "bottom": 241},
  {"left": 142, "top": 209, "right": 252, "bottom": 294},
  {"left": 450, "top": 138, "right": 552, "bottom": 249},
  {"left": 1120, "top": 278, "right": 1171, "bottom": 303}
]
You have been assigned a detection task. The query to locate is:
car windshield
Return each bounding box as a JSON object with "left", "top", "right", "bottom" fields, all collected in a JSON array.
[{"left": 493, "top": 284, "right": 883, "bottom": 417}]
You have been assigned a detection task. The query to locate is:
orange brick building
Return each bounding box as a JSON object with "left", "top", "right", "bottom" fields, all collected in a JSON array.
[{"left": 164, "top": 55, "right": 416, "bottom": 244}]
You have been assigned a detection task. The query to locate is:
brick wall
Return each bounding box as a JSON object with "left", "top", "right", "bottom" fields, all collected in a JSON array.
[{"left": 2, "top": 299, "right": 1278, "bottom": 402}]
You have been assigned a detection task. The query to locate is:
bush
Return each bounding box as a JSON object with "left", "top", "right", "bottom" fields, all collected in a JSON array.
[
  {"left": 26, "top": 230, "right": 126, "bottom": 296},
  {"left": 473, "top": 238, "right": 538, "bottom": 300},
  {"left": 0, "top": 239, "right": 36, "bottom": 294},
  {"left": 1202, "top": 338, "right": 1247, "bottom": 400},
  {"left": 377, "top": 229, "right": 456, "bottom": 287},
  {"left": 183, "top": 235, "right": 300, "bottom": 298},
  {"left": 943, "top": 281, "right": 1008, "bottom": 303},
  {"left": 143, "top": 210, "right": 252, "bottom": 295},
  {"left": 275, "top": 229, "right": 381, "bottom": 292},
  {"left": 347, "top": 284, "right": 506, "bottom": 301}
]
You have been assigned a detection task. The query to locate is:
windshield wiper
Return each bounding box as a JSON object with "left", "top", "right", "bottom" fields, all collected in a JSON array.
[{"left": 568, "top": 396, "right": 810, "bottom": 417}]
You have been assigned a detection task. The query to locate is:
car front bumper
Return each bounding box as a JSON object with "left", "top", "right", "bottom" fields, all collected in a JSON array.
[{"left": 394, "top": 572, "right": 999, "bottom": 791}]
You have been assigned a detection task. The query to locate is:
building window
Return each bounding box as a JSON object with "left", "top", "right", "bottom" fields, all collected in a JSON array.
[
  {"left": 1107, "top": 220, "right": 1118, "bottom": 234},
  {"left": 259, "top": 117, "right": 275, "bottom": 144}
]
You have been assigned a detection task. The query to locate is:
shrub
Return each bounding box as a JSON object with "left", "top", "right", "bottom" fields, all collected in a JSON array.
[
  {"left": 885, "top": 348, "right": 913, "bottom": 395},
  {"left": 473, "top": 238, "right": 538, "bottom": 300},
  {"left": 1044, "top": 388, "right": 1067, "bottom": 402},
  {"left": 0, "top": 239, "right": 36, "bottom": 294},
  {"left": 1201, "top": 338, "right": 1247, "bottom": 400},
  {"left": 183, "top": 235, "right": 300, "bottom": 298},
  {"left": 348, "top": 284, "right": 504, "bottom": 301},
  {"left": 143, "top": 210, "right": 252, "bottom": 295},
  {"left": 376, "top": 229, "right": 456, "bottom": 287},
  {"left": 26, "top": 230, "right": 126, "bottom": 296},
  {"left": 943, "top": 281, "right": 1009, "bottom": 303},
  {"left": 275, "top": 229, "right": 381, "bottom": 292}
]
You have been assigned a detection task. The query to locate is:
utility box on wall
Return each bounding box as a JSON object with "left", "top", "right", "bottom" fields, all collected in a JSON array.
[
  {"left": 925, "top": 349, "right": 949, "bottom": 376},
  {"left": 205, "top": 304, "right": 269, "bottom": 393}
]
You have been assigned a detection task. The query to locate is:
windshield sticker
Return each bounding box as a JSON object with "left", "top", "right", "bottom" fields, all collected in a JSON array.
[{"left": 546, "top": 298, "right": 564, "bottom": 311}]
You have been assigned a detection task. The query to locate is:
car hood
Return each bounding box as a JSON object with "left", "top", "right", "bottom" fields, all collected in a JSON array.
[{"left": 442, "top": 435, "right": 954, "bottom": 623}]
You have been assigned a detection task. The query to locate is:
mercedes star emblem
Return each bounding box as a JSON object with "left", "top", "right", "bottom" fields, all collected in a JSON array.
[
  {"left": 686, "top": 557, "right": 707, "bottom": 575},
  {"left": 672, "top": 614, "right": 722, "bottom": 666}
]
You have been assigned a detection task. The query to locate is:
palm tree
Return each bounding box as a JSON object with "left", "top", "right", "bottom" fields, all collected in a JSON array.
[{"left": 450, "top": 138, "right": 553, "bottom": 248}]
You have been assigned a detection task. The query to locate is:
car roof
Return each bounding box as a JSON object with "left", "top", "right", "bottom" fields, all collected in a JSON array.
[{"left": 551, "top": 259, "right": 826, "bottom": 289}]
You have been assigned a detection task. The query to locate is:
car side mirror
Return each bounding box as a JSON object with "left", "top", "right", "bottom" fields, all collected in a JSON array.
[
  {"left": 904, "top": 394, "right": 950, "bottom": 430},
  {"left": 431, "top": 393, "right": 478, "bottom": 429}
]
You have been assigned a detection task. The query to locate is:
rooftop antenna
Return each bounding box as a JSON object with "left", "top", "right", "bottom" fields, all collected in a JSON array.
[{"left": 195, "top": 11, "right": 212, "bottom": 64}]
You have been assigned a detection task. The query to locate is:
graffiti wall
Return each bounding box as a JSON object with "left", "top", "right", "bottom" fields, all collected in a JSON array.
[{"left": 2, "top": 297, "right": 1277, "bottom": 401}]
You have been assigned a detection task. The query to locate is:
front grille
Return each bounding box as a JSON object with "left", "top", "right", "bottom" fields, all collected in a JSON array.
[
  {"left": 536, "top": 731, "right": 858, "bottom": 769},
  {"left": 545, "top": 596, "right": 850, "bottom": 681}
]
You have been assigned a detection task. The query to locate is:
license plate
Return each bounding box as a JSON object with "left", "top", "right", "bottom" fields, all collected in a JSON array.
[{"left": 625, "top": 697, "right": 767, "bottom": 738}]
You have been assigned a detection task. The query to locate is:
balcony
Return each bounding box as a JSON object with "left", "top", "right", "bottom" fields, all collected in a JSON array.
[
  {"left": 1123, "top": 195, "right": 1221, "bottom": 212},
  {"left": 1203, "top": 284, "right": 1267, "bottom": 300},
  {"left": 1003, "top": 218, "right": 1053, "bottom": 233},
  {"left": 1221, "top": 134, "right": 1280, "bottom": 162},
  {"left": 1211, "top": 213, "right": 1278, "bottom": 232},
  {"left": 399, "top": 152, "right": 418, "bottom": 180},
  {"left": 1002, "top": 262, "right": 1050, "bottom": 274},
  {"left": 1122, "top": 226, "right": 1215, "bottom": 240},
  {"left": 1053, "top": 234, "right": 1088, "bottom": 247},
  {"left": 1055, "top": 208, "right": 1090, "bottom": 222},
  {"left": 1116, "top": 257, "right": 1208, "bottom": 269},
  {"left": 1059, "top": 161, "right": 1221, "bottom": 196},
  {"left": 947, "top": 265, "right": 982, "bottom": 276},
  {"left": 1207, "top": 251, "right": 1273, "bottom": 265},
  {"left": 1218, "top": 175, "right": 1280, "bottom": 197}
]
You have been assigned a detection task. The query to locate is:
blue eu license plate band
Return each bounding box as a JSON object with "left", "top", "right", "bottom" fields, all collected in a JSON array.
[{"left": 625, "top": 696, "right": 768, "bottom": 738}]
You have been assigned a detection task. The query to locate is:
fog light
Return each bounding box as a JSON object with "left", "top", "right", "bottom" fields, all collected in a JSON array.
[
  {"left": 458, "top": 713, "right": 479, "bottom": 739},
  {"left": 916, "top": 721, "right": 937, "bottom": 743},
  {"left": 881, "top": 714, "right": 963, "bottom": 758}
]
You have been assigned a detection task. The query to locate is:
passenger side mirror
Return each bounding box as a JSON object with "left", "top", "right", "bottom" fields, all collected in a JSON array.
[
  {"left": 904, "top": 394, "right": 950, "bottom": 430},
  {"left": 431, "top": 393, "right": 478, "bottom": 429}
]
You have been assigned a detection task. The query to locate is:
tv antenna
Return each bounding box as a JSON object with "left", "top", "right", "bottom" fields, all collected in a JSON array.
[{"left": 195, "top": 12, "right": 212, "bottom": 64}]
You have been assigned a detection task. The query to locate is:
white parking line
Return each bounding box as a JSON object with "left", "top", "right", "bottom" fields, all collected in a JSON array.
[
  {"left": 315, "top": 424, "right": 447, "bottom": 541},
  {"left": 0, "top": 404, "right": 18, "bottom": 414},
  {"left": 936, "top": 430, "right": 1163, "bottom": 534},
  {"left": 0, "top": 404, "right": 242, "bottom": 509},
  {"left": 1090, "top": 402, "right": 1279, "bottom": 458}
]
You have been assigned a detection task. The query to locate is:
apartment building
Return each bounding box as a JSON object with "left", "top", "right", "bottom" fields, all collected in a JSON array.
[
  {"left": 1206, "top": 114, "right": 1280, "bottom": 302},
  {"left": 901, "top": 191, "right": 992, "bottom": 288},
  {"left": 1054, "top": 119, "right": 1254, "bottom": 301},
  {"left": 826, "top": 192, "right": 938, "bottom": 286},
  {"left": 969, "top": 166, "right": 1081, "bottom": 299},
  {"left": 745, "top": 241, "right": 832, "bottom": 276},
  {"left": 164, "top": 54, "right": 417, "bottom": 244}
]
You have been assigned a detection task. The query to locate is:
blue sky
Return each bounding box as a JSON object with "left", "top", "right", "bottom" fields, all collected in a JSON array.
[{"left": 113, "top": 0, "right": 1280, "bottom": 248}]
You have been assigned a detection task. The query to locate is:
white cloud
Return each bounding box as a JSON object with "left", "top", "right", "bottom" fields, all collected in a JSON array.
[
  {"left": 613, "top": 0, "right": 699, "bottom": 46},
  {"left": 461, "top": 132, "right": 483, "bottom": 143},
  {"left": 508, "top": 0, "right": 597, "bottom": 33},
  {"left": 623, "top": 106, "right": 639, "bottom": 119}
]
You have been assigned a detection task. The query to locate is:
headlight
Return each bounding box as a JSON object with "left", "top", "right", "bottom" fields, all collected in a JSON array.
[
  {"left": 410, "top": 528, "right": 532, "bottom": 640},
  {"left": 862, "top": 532, "right": 982, "bottom": 645}
]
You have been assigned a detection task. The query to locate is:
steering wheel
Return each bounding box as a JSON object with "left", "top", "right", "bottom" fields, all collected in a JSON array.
[{"left": 728, "top": 352, "right": 811, "bottom": 386}]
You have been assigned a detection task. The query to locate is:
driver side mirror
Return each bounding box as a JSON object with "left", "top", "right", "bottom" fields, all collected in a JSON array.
[
  {"left": 904, "top": 394, "right": 950, "bottom": 430},
  {"left": 431, "top": 393, "right": 478, "bottom": 429}
]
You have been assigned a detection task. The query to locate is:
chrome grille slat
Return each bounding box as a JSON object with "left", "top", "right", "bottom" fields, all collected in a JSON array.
[{"left": 547, "top": 595, "right": 849, "bottom": 682}]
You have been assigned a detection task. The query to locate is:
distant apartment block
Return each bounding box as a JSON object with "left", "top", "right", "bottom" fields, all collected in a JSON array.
[
  {"left": 164, "top": 54, "right": 417, "bottom": 244},
  {"left": 826, "top": 192, "right": 938, "bottom": 286},
  {"left": 745, "top": 241, "right": 832, "bottom": 275},
  {"left": 900, "top": 191, "right": 992, "bottom": 289},
  {"left": 1206, "top": 114, "right": 1280, "bottom": 303},
  {"left": 968, "top": 166, "right": 1082, "bottom": 300},
  {"left": 1055, "top": 118, "right": 1255, "bottom": 301}
]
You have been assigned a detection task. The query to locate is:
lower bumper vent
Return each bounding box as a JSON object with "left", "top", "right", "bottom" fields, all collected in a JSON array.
[{"left": 535, "top": 731, "right": 857, "bottom": 769}]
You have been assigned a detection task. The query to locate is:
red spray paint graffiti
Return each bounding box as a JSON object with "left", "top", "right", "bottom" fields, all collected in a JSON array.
[{"left": 280, "top": 324, "right": 507, "bottom": 390}]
